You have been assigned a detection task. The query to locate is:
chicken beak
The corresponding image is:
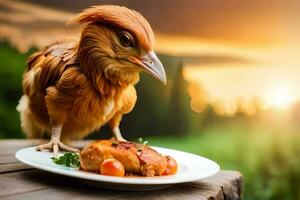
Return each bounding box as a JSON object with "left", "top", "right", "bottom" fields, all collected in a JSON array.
[{"left": 129, "top": 51, "right": 167, "bottom": 84}]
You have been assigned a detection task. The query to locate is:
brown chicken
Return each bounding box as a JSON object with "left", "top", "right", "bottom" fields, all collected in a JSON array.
[
  {"left": 17, "top": 5, "right": 166, "bottom": 154},
  {"left": 80, "top": 140, "right": 168, "bottom": 176}
]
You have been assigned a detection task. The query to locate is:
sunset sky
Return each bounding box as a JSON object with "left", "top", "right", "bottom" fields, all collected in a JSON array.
[{"left": 1, "top": 0, "right": 300, "bottom": 115}]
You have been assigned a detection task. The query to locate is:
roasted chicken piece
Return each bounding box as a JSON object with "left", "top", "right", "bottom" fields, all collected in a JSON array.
[{"left": 80, "top": 140, "right": 168, "bottom": 176}]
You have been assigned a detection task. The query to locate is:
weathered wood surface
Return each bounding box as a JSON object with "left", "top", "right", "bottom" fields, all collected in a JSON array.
[{"left": 0, "top": 139, "right": 243, "bottom": 200}]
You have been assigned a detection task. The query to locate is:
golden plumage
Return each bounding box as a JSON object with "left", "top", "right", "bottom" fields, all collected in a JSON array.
[{"left": 17, "top": 5, "right": 166, "bottom": 154}]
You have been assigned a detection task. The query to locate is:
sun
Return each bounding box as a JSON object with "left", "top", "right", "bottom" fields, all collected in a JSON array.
[{"left": 266, "top": 86, "right": 294, "bottom": 109}]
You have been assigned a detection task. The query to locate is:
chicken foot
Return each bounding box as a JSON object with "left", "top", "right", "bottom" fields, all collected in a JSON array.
[{"left": 36, "top": 126, "right": 79, "bottom": 155}]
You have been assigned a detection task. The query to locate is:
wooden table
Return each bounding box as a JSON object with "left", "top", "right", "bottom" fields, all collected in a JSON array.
[{"left": 0, "top": 139, "right": 243, "bottom": 200}]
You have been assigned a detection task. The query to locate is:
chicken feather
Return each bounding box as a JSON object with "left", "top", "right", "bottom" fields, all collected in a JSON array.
[{"left": 17, "top": 5, "right": 166, "bottom": 154}]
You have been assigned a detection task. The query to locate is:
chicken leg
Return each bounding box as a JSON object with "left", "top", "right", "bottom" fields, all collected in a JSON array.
[
  {"left": 36, "top": 126, "right": 79, "bottom": 155},
  {"left": 111, "top": 126, "right": 126, "bottom": 141}
]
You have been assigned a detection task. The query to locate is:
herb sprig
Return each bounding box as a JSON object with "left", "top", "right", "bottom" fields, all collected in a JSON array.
[
  {"left": 137, "top": 137, "right": 148, "bottom": 145},
  {"left": 136, "top": 137, "right": 149, "bottom": 154},
  {"left": 51, "top": 152, "right": 80, "bottom": 168}
]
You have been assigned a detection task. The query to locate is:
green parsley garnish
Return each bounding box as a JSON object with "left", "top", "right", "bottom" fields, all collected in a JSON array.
[
  {"left": 137, "top": 137, "right": 148, "bottom": 145},
  {"left": 143, "top": 140, "right": 148, "bottom": 145},
  {"left": 51, "top": 152, "right": 80, "bottom": 168},
  {"left": 136, "top": 137, "right": 150, "bottom": 154}
]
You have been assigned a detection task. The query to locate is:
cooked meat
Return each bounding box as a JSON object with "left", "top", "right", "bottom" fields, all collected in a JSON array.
[{"left": 80, "top": 140, "right": 168, "bottom": 176}]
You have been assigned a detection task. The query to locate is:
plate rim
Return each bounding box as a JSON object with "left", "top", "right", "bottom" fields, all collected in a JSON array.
[{"left": 15, "top": 146, "right": 220, "bottom": 185}]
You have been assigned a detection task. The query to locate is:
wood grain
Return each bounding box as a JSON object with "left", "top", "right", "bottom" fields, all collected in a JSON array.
[
  {"left": 0, "top": 163, "right": 33, "bottom": 173},
  {"left": 0, "top": 140, "right": 243, "bottom": 200}
]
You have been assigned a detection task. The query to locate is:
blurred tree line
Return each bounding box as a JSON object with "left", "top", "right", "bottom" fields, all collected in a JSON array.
[
  {"left": 1, "top": 40, "right": 292, "bottom": 139},
  {"left": 0, "top": 42, "right": 35, "bottom": 138},
  {"left": 120, "top": 55, "right": 193, "bottom": 138}
]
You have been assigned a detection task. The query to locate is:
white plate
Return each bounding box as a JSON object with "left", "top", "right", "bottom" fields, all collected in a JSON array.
[{"left": 15, "top": 146, "right": 220, "bottom": 191}]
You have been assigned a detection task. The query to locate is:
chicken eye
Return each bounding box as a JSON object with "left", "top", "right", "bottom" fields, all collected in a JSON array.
[{"left": 118, "top": 32, "right": 133, "bottom": 48}]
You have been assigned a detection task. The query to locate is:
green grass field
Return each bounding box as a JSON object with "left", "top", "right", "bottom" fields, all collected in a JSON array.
[{"left": 147, "top": 121, "right": 300, "bottom": 200}]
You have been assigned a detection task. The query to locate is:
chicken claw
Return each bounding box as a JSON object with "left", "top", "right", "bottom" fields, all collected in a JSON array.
[{"left": 36, "top": 139, "right": 79, "bottom": 155}]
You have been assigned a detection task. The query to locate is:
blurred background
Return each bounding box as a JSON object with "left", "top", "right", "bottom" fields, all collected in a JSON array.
[{"left": 0, "top": 0, "right": 300, "bottom": 199}]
